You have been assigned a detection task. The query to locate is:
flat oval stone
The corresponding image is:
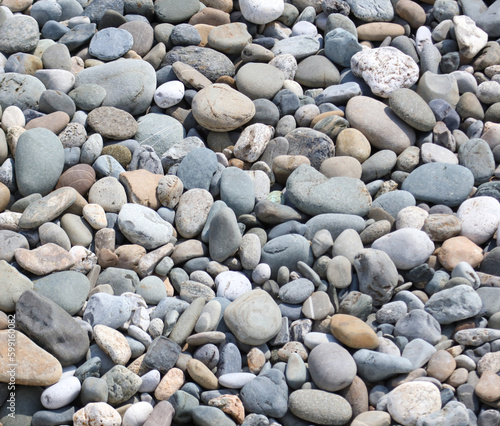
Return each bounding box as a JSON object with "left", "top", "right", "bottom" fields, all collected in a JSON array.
[
  {"left": 15, "top": 128, "right": 65, "bottom": 197},
  {"left": 389, "top": 88, "right": 437, "bottom": 132},
  {"left": 346, "top": 96, "right": 416, "bottom": 154},
  {"left": 0, "top": 259, "right": 33, "bottom": 314},
  {"left": 87, "top": 106, "right": 138, "bottom": 141},
  {"left": 289, "top": 389, "right": 352, "bottom": 426},
  {"left": 0, "top": 330, "right": 62, "bottom": 386},
  {"left": 236, "top": 63, "right": 284, "bottom": 100},
  {"left": 33, "top": 271, "right": 90, "bottom": 315},
  {"left": 286, "top": 164, "right": 371, "bottom": 217},
  {"left": 278, "top": 278, "right": 315, "bottom": 304},
  {"left": 457, "top": 196, "right": 500, "bottom": 244},
  {"left": 371, "top": 228, "right": 435, "bottom": 270},
  {"left": 402, "top": 162, "right": 475, "bottom": 207},
  {"left": 118, "top": 203, "right": 174, "bottom": 250},
  {"left": 271, "top": 35, "right": 320, "bottom": 60},
  {"left": 308, "top": 342, "right": 357, "bottom": 392},
  {"left": 353, "top": 349, "right": 414, "bottom": 382},
  {"left": 219, "top": 167, "right": 255, "bottom": 217},
  {"left": 41, "top": 376, "right": 81, "bottom": 409},
  {"left": 18, "top": 187, "right": 77, "bottom": 229},
  {"left": 192, "top": 84, "right": 255, "bottom": 132},
  {"left": 89, "top": 28, "right": 133, "bottom": 61},
  {"left": 175, "top": 188, "right": 213, "bottom": 239},
  {"left": 56, "top": 164, "right": 96, "bottom": 196},
  {"left": 330, "top": 314, "right": 379, "bottom": 350},
  {"left": 224, "top": 289, "right": 282, "bottom": 345},
  {"left": 94, "top": 324, "right": 131, "bottom": 365},
  {"left": 74, "top": 59, "right": 156, "bottom": 116},
  {"left": 209, "top": 207, "right": 242, "bottom": 263}
]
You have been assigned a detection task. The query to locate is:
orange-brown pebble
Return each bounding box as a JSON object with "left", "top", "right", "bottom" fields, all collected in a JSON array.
[{"left": 330, "top": 314, "right": 379, "bottom": 350}]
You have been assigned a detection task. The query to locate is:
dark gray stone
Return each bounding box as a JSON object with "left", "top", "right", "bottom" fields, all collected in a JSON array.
[{"left": 143, "top": 336, "right": 181, "bottom": 374}]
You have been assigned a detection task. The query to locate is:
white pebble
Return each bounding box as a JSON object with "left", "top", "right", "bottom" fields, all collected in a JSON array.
[
  {"left": 41, "top": 376, "right": 81, "bottom": 409},
  {"left": 154, "top": 80, "right": 185, "bottom": 109}
]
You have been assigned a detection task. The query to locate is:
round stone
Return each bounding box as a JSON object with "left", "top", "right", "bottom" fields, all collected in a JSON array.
[
  {"left": 236, "top": 63, "right": 284, "bottom": 100},
  {"left": 308, "top": 342, "right": 356, "bottom": 392},
  {"left": 87, "top": 106, "right": 138, "bottom": 141},
  {"left": 223, "top": 289, "right": 282, "bottom": 345},
  {"left": 154, "top": 80, "right": 185, "bottom": 109},
  {"left": 330, "top": 314, "right": 379, "bottom": 349}
]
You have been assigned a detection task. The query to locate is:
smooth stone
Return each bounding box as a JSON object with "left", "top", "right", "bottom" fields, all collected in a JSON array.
[
  {"left": 308, "top": 342, "right": 356, "bottom": 392},
  {"left": 353, "top": 349, "right": 414, "bottom": 382},
  {"left": 219, "top": 167, "right": 255, "bottom": 217},
  {"left": 15, "top": 290, "right": 90, "bottom": 366},
  {"left": 371, "top": 229, "right": 435, "bottom": 270},
  {"left": 41, "top": 376, "right": 81, "bottom": 409},
  {"left": 215, "top": 270, "right": 251, "bottom": 302},
  {"left": 425, "top": 284, "right": 483, "bottom": 325},
  {"left": 271, "top": 36, "right": 321, "bottom": 60},
  {"left": 324, "top": 28, "right": 362, "bottom": 68},
  {"left": 295, "top": 54, "right": 341, "bottom": 87},
  {"left": 240, "top": 0, "right": 284, "bottom": 24},
  {"left": 83, "top": 293, "right": 132, "bottom": 329},
  {"left": 0, "top": 15, "right": 40, "bottom": 53},
  {"left": 240, "top": 369, "right": 288, "bottom": 418},
  {"left": 122, "top": 401, "right": 154, "bottom": 426},
  {"left": 278, "top": 278, "right": 315, "bottom": 304},
  {"left": 74, "top": 59, "right": 156, "bottom": 115},
  {"left": 346, "top": 96, "right": 416, "bottom": 155},
  {"left": 177, "top": 148, "right": 218, "bottom": 191},
  {"left": 0, "top": 73, "right": 46, "bottom": 112},
  {"left": 0, "top": 230, "right": 29, "bottom": 262},
  {"left": 394, "top": 309, "right": 442, "bottom": 345},
  {"left": 417, "top": 71, "right": 460, "bottom": 108},
  {"left": 286, "top": 164, "right": 371, "bottom": 217},
  {"left": 261, "top": 234, "right": 313, "bottom": 278},
  {"left": 236, "top": 63, "right": 284, "bottom": 100},
  {"left": 0, "top": 330, "right": 62, "bottom": 386},
  {"left": 175, "top": 188, "right": 213, "bottom": 238},
  {"left": 389, "top": 88, "right": 437, "bottom": 132},
  {"left": 401, "top": 338, "right": 436, "bottom": 370},
  {"left": 330, "top": 314, "right": 379, "bottom": 350},
  {"left": 457, "top": 196, "right": 500, "bottom": 244},
  {"left": 15, "top": 128, "right": 65, "bottom": 197},
  {"left": 402, "top": 163, "right": 474, "bottom": 207},
  {"left": 289, "top": 389, "right": 352, "bottom": 426},
  {"left": 224, "top": 289, "right": 282, "bottom": 345},
  {"left": 118, "top": 203, "right": 173, "bottom": 250}
]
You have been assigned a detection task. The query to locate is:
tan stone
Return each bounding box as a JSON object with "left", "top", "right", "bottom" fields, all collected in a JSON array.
[
  {"left": 437, "top": 236, "right": 484, "bottom": 270},
  {"left": 98, "top": 248, "right": 118, "bottom": 269},
  {"left": 330, "top": 314, "right": 379, "bottom": 350},
  {"left": 335, "top": 128, "right": 371, "bottom": 163},
  {"left": 0, "top": 311, "right": 8, "bottom": 330},
  {"left": 247, "top": 347, "right": 266, "bottom": 374},
  {"left": 0, "top": 330, "right": 62, "bottom": 386},
  {"left": 119, "top": 170, "right": 163, "bottom": 210},
  {"left": 427, "top": 350, "right": 456, "bottom": 382},
  {"left": 476, "top": 371, "right": 500, "bottom": 402},
  {"left": 14, "top": 243, "right": 75, "bottom": 275},
  {"left": 446, "top": 368, "right": 468, "bottom": 388},
  {"left": 127, "top": 354, "right": 148, "bottom": 376},
  {"left": 272, "top": 154, "right": 311, "bottom": 185},
  {"left": 1, "top": 0, "right": 32, "bottom": 12},
  {"left": 73, "top": 402, "right": 122, "bottom": 426},
  {"left": 209, "top": 395, "right": 245, "bottom": 424},
  {"left": 172, "top": 61, "right": 213, "bottom": 90},
  {"left": 310, "top": 110, "right": 345, "bottom": 128},
  {"left": 193, "top": 24, "right": 214, "bottom": 47},
  {"left": 0, "top": 182, "right": 10, "bottom": 212},
  {"left": 171, "top": 240, "right": 208, "bottom": 265},
  {"left": 320, "top": 156, "right": 362, "bottom": 179},
  {"left": 277, "top": 341, "right": 308, "bottom": 362},
  {"left": 357, "top": 23, "right": 405, "bottom": 41},
  {"left": 339, "top": 375, "right": 369, "bottom": 419},
  {"left": 24, "top": 111, "right": 70, "bottom": 134},
  {"left": 114, "top": 244, "right": 146, "bottom": 270},
  {"left": 351, "top": 411, "right": 391, "bottom": 426},
  {"left": 83, "top": 203, "right": 107, "bottom": 230},
  {"left": 155, "top": 367, "right": 185, "bottom": 400},
  {"left": 395, "top": 0, "right": 426, "bottom": 28},
  {"left": 93, "top": 325, "right": 131, "bottom": 365},
  {"left": 189, "top": 7, "right": 231, "bottom": 26},
  {"left": 201, "top": 0, "right": 232, "bottom": 12},
  {"left": 187, "top": 358, "right": 218, "bottom": 389},
  {"left": 423, "top": 214, "right": 462, "bottom": 242},
  {"left": 157, "top": 175, "right": 184, "bottom": 209},
  {"left": 6, "top": 126, "right": 25, "bottom": 156},
  {"left": 136, "top": 243, "right": 174, "bottom": 278}
]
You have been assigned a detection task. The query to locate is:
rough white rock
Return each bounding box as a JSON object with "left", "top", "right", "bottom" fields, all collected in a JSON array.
[
  {"left": 215, "top": 270, "right": 252, "bottom": 301},
  {"left": 386, "top": 381, "right": 442, "bottom": 426},
  {"left": 453, "top": 15, "right": 488, "bottom": 59},
  {"left": 234, "top": 123, "right": 274, "bottom": 163},
  {"left": 396, "top": 206, "right": 428, "bottom": 230},
  {"left": 239, "top": 0, "right": 285, "bottom": 25},
  {"left": 351, "top": 47, "right": 419, "bottom": 98},
  {"left": 1, "top": 106, "right": 25, "bottom": 131},
  {"left": 457, "top": 196, "right": 500, "bottom": 244},
  {"left": 154, "top": 80, "right": 185, "bottom": 109},
  {"left": 73, "top": 402, "right": 122, "bottom": 426}
]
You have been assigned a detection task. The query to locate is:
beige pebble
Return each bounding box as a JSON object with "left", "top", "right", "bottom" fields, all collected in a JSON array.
[
  {"left": 437, "top": 236, "right": 483, "bottom": 270},
  {"left": 82, "top": 203, "right": 107, "bottom": 230},
  {"left": 14, "top": 243, "right": 75, "bottom": 275},
  {"left": 155, "top": 367, "right": 185, "bottom": 400},
  {"left": 426, "top": 350, "right": 456, "bottom": 382},
  {"left": 1, "top": 105, "right": 25, "bottom": 131},
  {"left": 93, "top": 324, "right": 131, "bottom": 365},
  {"left": 186, "top": 358, "right": 219, "bottom": 390}
]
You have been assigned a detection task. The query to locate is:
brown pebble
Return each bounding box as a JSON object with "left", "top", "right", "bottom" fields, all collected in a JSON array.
[
  {"left": 208, "top": 395, "right": 245, "bottom": 424},
  {"left": 119, "top": 169, "right": 163, "bottom": 210},
  {"left": 155, "top": 367, "right": 185, "bottom": 400},
  {"left": 357, "top": 23, "right": 405, "bottom": 41},
  {"left": 0, "top": 182, "right": 10, "bottom": 212},
  {"left": 330, "top": 314, "right": 379, "bottom": 350},
  {"left": 56, "top": 164, "right": 96, "bottom": 196},
  {"left": 426, "top": 350, "right": 456, "bottom": 382},
  {"left": 272, "top": 154, "right": 310, "bottom": 185},
  {"left": 24, "top": 111, "right": 70, "bottom": 134},
  {"left": 437, "top": 236, "right": 484, "bottom": 270},
  {"left": 189, "top": 7, "right": 230, "bottom": 26}
]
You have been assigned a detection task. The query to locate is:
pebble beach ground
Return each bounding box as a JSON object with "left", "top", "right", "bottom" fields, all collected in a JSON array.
[{"left": 1, "top": 0, "right": 500, "bottom": 425}]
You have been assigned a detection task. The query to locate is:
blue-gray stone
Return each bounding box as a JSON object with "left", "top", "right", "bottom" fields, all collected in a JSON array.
[
  {"left": 168, "top": 390, "right": 200, "bottom": 424},
  {"left": 428, "top": 99, "right": 460, "bottom": 131},
  {"left": 125, "top": 336, "right": 145, "bottom": 358},
  {"left": 250, "top": 98, "right": 280, "bottom": 127},
  {"left": 325, "top": 13, "right": 357, "bottom": 36},
  {"left": 127, "top": 145, "right": 163, "bottom": 174},
  {"left": 33, "top": 271, "right": 90, "bottom": 316},
  {"left": 477, "top": 1, "right": 500, "bottom": 37},
  {"left": 268, "top": 221, "right": 308, "bottom": 240},
  {"left": 393, "top": 291, "right": 425, "bottom": 311},
  {"left": 402, "top": 163, "right": 475, "bottom": 207},
  {"left": 102, "top": 365, "right": 142, "bottom": 405},
  {"left": 209, "top": 207, "right": 242, "bottom": 263},
  {"left": 151, "top": 297, "right": 189, "bottom": 320},
  {"left": 193, "top": 344, "right": 219, "bottom": 370},
  {"left": 39, "top": 89, "right": 76, "bottom": 117},
  {"left": 74, "top": 59, "right": 156, "bottom": 115},
  {"left": 353, "top": 350, "right": 413, "bottom": 382},
  {"left": 305, "top": 213, "right": 365, "bottom": 240},
  {"left": 96, "top": 267, "right": 140, "bottom": 295},
  {"left": 217, "top": 341, "right": 242, "bottom": 377},
  {"left": 220, "top": 167, "right": 255, "bottom": 218},
  {"left": 371, "top": 190, "right": 416, "bottom": 218},
  {"left": 83, "top": 293, "right": 132, "bottom": 329},
  {"left": 278, "top": 278, "right": 315, "bottom": 304},
  {"left": 0, "top": 386, "right": 43, "bottom": 426},
  {"left": 201, "top": 200, "right": 227, "bottom": 243},
  {"left": 69, "top": 84, "right": 107, "bottom": 111},
  {"left": 58, "top": 0, "right": 84, "bottom": 20},
  {"left": 271, "top": 36, "right": 320, "bottom": 60},
  {"left": 134, "top": 113, "right": 186, "bottom": 158},
  {"left": 144, "top": 336, "right": 181, "bottom": 374},
  {"left": 285, "top": 128, "right": 335, "bottom": 169},
  {"left": 92, "top": 155, "right": 126, "bottom": 179},
  {"left": 30, "top": 0, "right": 63, "bottom": 27},
  {"left": 4, "top": 53, "right": 40, "bottom": 75},
  {"left": 279, "top": 303, "right": 303, "bottom": 321},
  {"left": 162, "top": 46, "right": 235, "bottom": 81},
  {"left": 261, "top": 234, "right": 313, "bottom": 278},
  {"left": 191, "top": 406, "right": 235, "bottom": 426},
  {"left": 0, "top": 73, "right": 46, "bottom": 111},
  {"left": 74, "top": 357, "right": 101, "bottom": 382},
  {"left": 315, "top": 82, "right": 362, "bottom": 106},
  {"left": 89, "top": 28, "right": 134, "bottom": 61},
  {"left": 31, "top": 406, "right": 75, "bottom": 426},
  {"left": 418, "top": 401, "right": 470, "bottom": 426},
  {"left": 84, "top": 0, "right": 124, "bottom": 22},
  {"left": 15, "top": 128, "right": 65, "bottom": 197},
  {"left": 394, "top": 309, "right": 442, "bottom": 345},
  {"left": 345, "top": 0, "right": 394, "bottom": 21},
  {"left": 80, "top": 377, "right": 108, "bottom": 405},
  {"left": 177, "top": 147, "right": 218, "bottom": 191},
  {"left": 240, "top": 369, "right": 289, "bottom": 418},
  {"left": 0, "top": 15, "right": 40, "bottom": 54},
  {"left": 273, "top": 89, "right": 301, "bottom": 116},
  {"left": 401, "top": 338, "right": 436, "bottom": 369},
  {"left": 88, "top": 344, "right": 115, "bottom": 375},
  {"left": 137, "top": 276, "right": 168, "bottom": 305},
  {"left": 58, "top": 23, "right": 97, "bottom": 51},
  {"left": 476, "top": 287, "right": 500, "bottom": 318},
  {"left": 425, "top": 285, "right": 483, "bottom": 325},
  {"left": 171, "top": 23, "right": 202, "bottom": 46},
  {"left": 324, "top": 28, "right": 362, "bottom": 68},
  {"left": 361, "top": 150, "right": 397, "bottom": 183},
  {"left": 286, "top": 164, "right": 371, "bottom": 217},
  {"left": 458, "top": 138, "right": 495, "bottom": 185}
]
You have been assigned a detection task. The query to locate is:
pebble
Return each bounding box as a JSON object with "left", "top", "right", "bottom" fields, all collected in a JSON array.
[{"left": 289, "top": 389, "right": 352, "bottom": 425}]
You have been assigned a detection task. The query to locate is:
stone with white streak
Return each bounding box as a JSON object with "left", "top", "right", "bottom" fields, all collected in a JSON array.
[
  {"left": 234, "top": 123, "right": 274, "bottom": 163},
  {"left": 453, "top": 15, "right": 488, "bottom": 59},
  {"left": 351, "top": 47, "right": 419, "bottom": 98}
]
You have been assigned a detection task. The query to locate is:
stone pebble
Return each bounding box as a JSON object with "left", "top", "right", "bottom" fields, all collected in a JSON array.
[{"left": 0, "top": 2, "right": 500, "bottom": 426}]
